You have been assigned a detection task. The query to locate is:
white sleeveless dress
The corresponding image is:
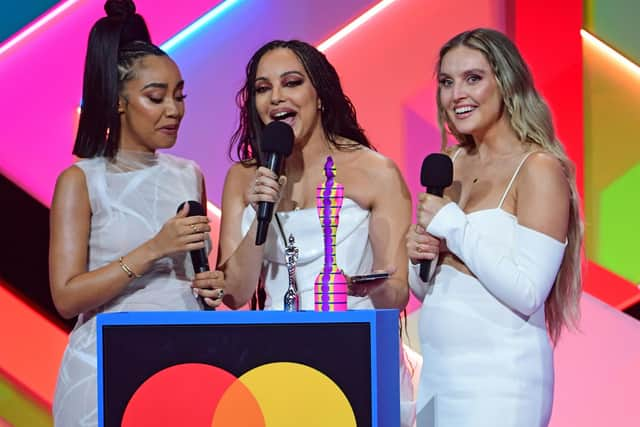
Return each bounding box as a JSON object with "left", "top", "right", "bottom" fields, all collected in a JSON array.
[
  {"left": 52, "top": 152, "right": 204, "bottom": 427},
  {"left": 413, "top": 151, "right": 565, "bottom": 426},
  {"left": 241, "top": 200, "right": 419, "bottom": 426}
]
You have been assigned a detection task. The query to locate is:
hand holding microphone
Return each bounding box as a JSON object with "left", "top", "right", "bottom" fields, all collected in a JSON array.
[
  {"left": 416, "top": 153, "right": 453, "bottom": 282},
  {"left": 149, "top": 201, "right": 210, "bottom": 258},
  {"left": 253, "top": 121, "right": 294, "bottom": 245},
  {"left": 176, "top": 201, "right": 223, "bottom": 310},
  {"left": 249, "top": 167, "right": 286, "bottom": 213}
]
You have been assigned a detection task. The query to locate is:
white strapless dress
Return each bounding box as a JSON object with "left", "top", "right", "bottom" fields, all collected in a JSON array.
[
  {"left": 241, "top": 198, "right": 374, "bottom": 310},
  {"left": 242, "top": 199, "right": 420, "bottom": 426}
]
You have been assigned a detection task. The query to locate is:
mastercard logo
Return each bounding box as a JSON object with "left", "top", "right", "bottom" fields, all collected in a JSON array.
[{"left": 121, "top": 362, "right": 356, "bottom": 426}]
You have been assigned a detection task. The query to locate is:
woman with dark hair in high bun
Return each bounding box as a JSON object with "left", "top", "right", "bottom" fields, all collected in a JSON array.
[
  {"left": 218, "top": 40, "right": 418, "bottom": 426},
  {"left": 50, "top": 1, "right": 224, "bottom": 424},
  {"left": 407, "top": 28, "right": 582, "bottom": 426}
]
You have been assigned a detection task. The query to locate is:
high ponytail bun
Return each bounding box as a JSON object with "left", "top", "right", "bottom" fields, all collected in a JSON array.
[
  {"left": 104, "top": 0, "right": 136, "bottom": 19},
  {"left": 73, "top": 0, "right": 162, "bottom": 159},
  {"left": 103, "top": 0, "right": 151, "bottom": 46}
]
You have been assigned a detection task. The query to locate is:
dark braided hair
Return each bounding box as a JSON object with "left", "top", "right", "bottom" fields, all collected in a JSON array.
[
  {"left": 229, "top": 40, "right": 373, "bottom": 165},
  {"left": 73, "top": 0, "right": 167, "bottom": 158}
]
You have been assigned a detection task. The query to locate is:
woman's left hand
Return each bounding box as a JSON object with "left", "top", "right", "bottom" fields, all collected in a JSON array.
[
  {"left": 192, "top": 270, "right": 226, "bottom": 309},
  {"left": 416, "top": 193, "right": 450, "bottom": 230}
]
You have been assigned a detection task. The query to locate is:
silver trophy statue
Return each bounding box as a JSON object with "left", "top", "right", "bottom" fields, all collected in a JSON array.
[{"left": 283, "top": 234, "right": 300, "bottom": 311}]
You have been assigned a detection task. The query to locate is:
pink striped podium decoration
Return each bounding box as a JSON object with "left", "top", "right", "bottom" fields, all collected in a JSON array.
[{"left": 314, "top": 156, "right": 348, "bottom": 312}]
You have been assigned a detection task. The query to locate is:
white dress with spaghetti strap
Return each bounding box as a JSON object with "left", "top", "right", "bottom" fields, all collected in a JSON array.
[
  {"left": 52, "top": 152, "right": 204, "bottom": 427},
  {"left": 241, "top": 199, "right": 420, "bottom": 426},
  {"left": 413, "top": 151, "right": 564, "bottom": 427}
]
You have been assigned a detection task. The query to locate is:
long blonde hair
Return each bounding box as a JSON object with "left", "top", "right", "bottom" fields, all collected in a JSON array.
[{"left": 436, "top": 28, "right": 582, "bottom": 344}]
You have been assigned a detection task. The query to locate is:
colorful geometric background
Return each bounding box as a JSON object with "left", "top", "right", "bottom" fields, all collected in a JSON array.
[
  {"left": 0, "top": 0, "right": 639, "bottom": 426},
  {"left": 583, "top": 0, "right": 640, "bottom": 288}
]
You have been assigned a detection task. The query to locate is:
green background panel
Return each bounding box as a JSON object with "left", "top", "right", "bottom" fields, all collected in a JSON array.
[
  {"left": 599, "top": 163, "right": 640, "bottom": 283},
  {"left": 583, "top": 40, "right": 640, "bottom": 261},
  {"left": 584, "top": 0, "right": 640, "bottom": 63}
]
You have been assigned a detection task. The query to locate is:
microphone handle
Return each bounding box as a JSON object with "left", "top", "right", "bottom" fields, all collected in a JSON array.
[
  {"left": 191, "top": 253, "right": 215, "bottom": 311},
  {"left": 419, "top": 256, "right": 432, "bottom": 282},
  {"left": 255, "top": 152, "right": 284, "bottom": 245},
  {"left": 419, "top": 186, "right": 444, "bottom": 281}
]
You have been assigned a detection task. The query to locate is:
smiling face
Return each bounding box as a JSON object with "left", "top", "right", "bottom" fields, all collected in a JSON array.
[
  {"left": 437, "top": 45, "right": 506, "bottom": 141},
  {"left": 253, "top": 48, "right": 322, "bottom": 144},
  {"left": 118, "top": 55, "right": 186, "bottom": 152}
]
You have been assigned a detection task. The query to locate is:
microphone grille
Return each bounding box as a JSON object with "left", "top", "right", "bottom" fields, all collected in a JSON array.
[
  {"left": 421, "top": 153, "right": 453, "bottom": 187},
  {"left": 177, "top": 200, "right": 205, "bottom": 216},
  {"left": 261, "top": 121, "right": 294, "bottom": 156}
]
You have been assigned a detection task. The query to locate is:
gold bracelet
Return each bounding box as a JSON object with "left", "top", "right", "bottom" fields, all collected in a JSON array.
[{"left": 119, "top": 256, "right": 142, "bottom": 279}]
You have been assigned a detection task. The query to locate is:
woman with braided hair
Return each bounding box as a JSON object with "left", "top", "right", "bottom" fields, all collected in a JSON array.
[{"left": 50, "top": 1, "right": 224, "bottom": 424}]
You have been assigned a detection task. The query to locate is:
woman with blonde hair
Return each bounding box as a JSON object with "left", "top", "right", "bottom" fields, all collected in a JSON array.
[{"left": 407, "top": 28, "right": 582, "bottom": 426}]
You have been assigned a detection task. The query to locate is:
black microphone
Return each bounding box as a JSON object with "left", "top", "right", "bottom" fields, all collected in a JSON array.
[
  {"left": 177, "top": 200, "right": 214, "bottom": 311},
  {"left": 419, "top": 153, "right": 453, "bottom": 282},
  {"left": 255, "top": 121, "right": 294, "bottom": 245}
]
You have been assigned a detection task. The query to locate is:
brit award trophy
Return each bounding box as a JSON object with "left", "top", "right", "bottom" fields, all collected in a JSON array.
[
  {"left": 314, "top": 156, "right": 348, "bottom": 312},
  {"left": 283, "top": 234, "right": 300, "bottom": 312}
]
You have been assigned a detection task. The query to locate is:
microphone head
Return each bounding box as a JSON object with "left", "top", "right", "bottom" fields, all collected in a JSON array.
[
  {"left": 177, "top": 200, "right": 205, "bottom": 216},
  {"left": 261, "top": 121, "right": 294, "bottom": 156},
  {"left": 421, "top": 153, "right": 453, "bottom": 188}
]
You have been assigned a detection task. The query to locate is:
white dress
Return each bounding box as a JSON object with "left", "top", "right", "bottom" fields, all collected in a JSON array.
[
  {"left": 242, "top": 199, "right": 419, "bottom": 426},
  {"left": 52, "top": 152, "right": 204, "bottom": 427},
  {"left": 412, "top": 151, "right": 566, "bottom": 426},
  {"left": 241, "top": 198, "right": 374, "bottom": 311}
]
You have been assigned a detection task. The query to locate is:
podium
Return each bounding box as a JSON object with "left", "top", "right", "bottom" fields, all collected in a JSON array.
[{"left": 96, "top": 309, "right": 400, "bottom": 427}]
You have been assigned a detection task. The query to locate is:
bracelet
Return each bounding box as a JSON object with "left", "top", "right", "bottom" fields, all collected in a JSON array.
[{"left": 119, "top": 256, "right": 142, "bottom": 279}]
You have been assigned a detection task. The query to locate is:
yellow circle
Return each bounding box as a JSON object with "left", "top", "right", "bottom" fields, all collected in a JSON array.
[{"left": 232, "top": 362, "right": 356, "bottom": 427}]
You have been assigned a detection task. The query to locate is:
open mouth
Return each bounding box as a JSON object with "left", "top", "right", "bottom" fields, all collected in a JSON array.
[
  {"left": 454, "top": 105, "right": 476, "bottom": 117},
  {"left": 271, "top": 110, "right": 297, "bottom": 126}
]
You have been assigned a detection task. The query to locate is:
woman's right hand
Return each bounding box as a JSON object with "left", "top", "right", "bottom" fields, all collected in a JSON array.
[
  {"left": 247, "top": 166, "right": 287, "bottom": 212},
  {"left": 148, "top": 203, "right": 211, "bottom": 259},
  {"left": 406, "top": 224, "right": 440, "bottom": 265}
]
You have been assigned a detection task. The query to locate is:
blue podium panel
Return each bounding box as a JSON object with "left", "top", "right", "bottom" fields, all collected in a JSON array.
[{"left": 96, "top": 309, "right": 399, "bottom": 427}]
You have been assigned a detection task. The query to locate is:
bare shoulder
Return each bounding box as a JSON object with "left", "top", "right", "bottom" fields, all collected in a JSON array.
[
  {"left": 54, "top": 165, "right": 87, "bottom": 193},
  {"left": 352, "top": 148, "right": 404, "bottom": 182},
  {"left": 518, "top": 151, "right": 569, "bottom": 196},
  {"left": 51, "top": 165, "right": 90, "bottom": 214},
  {"left": 351, "top": 149, "right": 410, "bottom": 210},
  {"left": 521, "top": 151, "right": 567, "bottom": 182},
  {"left": 222, "top": 162, "right": 256, "bottom": 205},
  {"left": 224, "top": 162, "right": 256, "bottom": 185}
]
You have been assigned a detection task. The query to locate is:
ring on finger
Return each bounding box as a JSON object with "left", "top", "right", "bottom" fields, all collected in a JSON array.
[{"left": 190, "top": 224, "right": 197, "bottom": 233}]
